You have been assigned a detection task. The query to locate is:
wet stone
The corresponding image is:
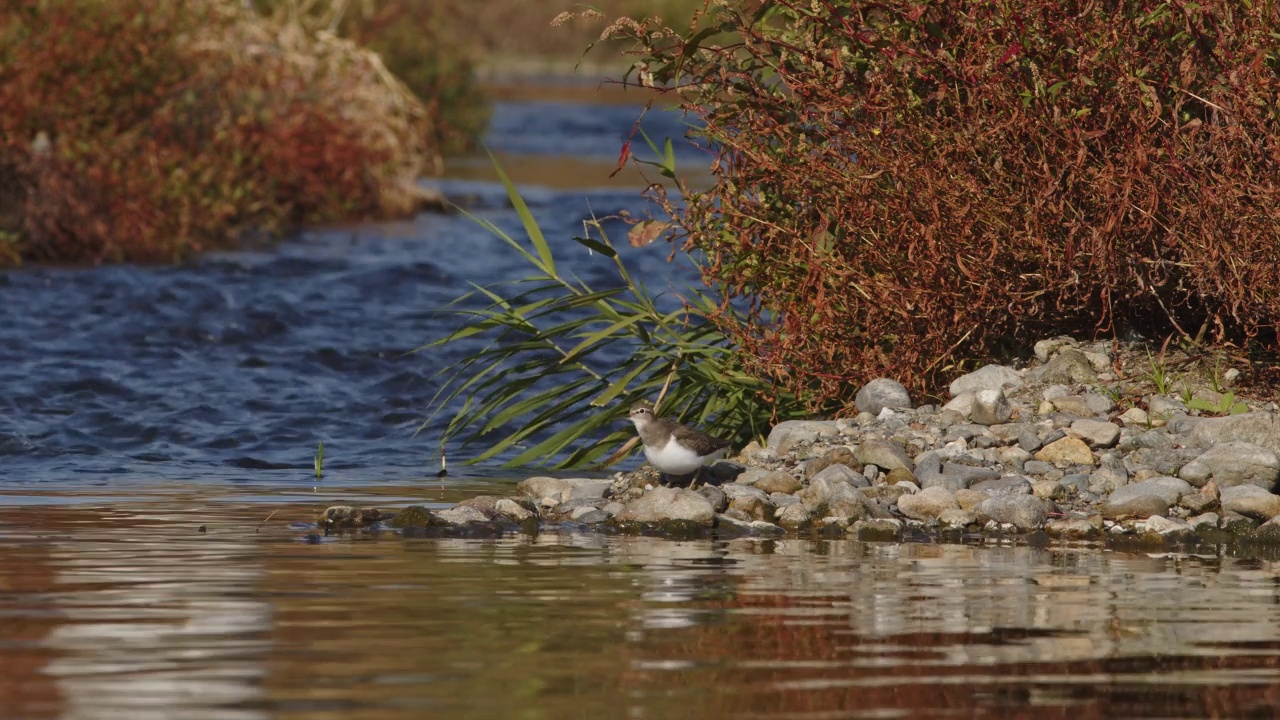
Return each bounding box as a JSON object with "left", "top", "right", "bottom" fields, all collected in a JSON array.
[
  {"left": 320, "top": 505, "right": 387, "bottom": 531},
  {"left": 975, "top": 495, "right": 1048, "bottom": 532},
  {"left": 852, "top": 517, "right": 903, "bottom": 541},
  {"left": 1102, "top": 495, "right": 1170, "bottom": 520},
  {"left": 1219, "top": 485, "right": 1280, "bottom": 521},
  {"left": 1045, "top": 516, "right": 1103, "bottom": 539}
]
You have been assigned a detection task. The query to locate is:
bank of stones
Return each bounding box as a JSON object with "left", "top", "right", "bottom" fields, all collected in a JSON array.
[{"left": 318, "top": 337, "right": 1280, "bottom": 546}]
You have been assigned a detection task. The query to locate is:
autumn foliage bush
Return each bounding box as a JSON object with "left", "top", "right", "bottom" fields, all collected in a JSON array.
[
  {"left": 0, "top": 0, "right": 439, "bottom": 266},
  {"left": 603, "top": 0, "right": 1280, "bottom": 410}
]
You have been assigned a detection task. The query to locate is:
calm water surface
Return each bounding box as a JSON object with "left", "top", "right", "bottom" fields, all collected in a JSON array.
[{"left": 4, "top": 95, "right": 1280, "bottom": 718}]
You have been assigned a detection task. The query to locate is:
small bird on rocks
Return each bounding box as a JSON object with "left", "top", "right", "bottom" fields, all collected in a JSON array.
[{"left": 627, "top": 400, "right": 732, "bottom": 486}]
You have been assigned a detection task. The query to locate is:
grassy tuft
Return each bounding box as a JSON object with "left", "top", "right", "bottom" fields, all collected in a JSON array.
[{"left": 422, "top": 154, "right": 799, "bottom": 469}]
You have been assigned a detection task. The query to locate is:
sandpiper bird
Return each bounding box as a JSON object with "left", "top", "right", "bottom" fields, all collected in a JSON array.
[{"left": 627, "top": 401, "right": 732, "bottom": 486}]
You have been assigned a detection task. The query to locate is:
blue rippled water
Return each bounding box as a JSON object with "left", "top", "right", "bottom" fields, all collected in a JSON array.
[{"left": 0, "top": 100, "right": 702, "bottom": 486}]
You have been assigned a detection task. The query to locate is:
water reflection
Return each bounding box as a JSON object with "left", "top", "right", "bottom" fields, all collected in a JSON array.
[{"left": 4, "top": 497, "right": 1280, "bottom": 719}]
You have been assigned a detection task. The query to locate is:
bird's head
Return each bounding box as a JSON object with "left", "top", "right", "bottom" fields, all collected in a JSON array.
[{"left": 627, "top": 401, "right": 656, "bottom": 430}]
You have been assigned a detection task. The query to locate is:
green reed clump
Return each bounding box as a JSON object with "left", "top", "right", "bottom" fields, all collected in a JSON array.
[
  {"left": 423, "top": 154, "right": 799, "bottom": 469},
  {"left": 0, "top": 0, "right": 440, "bottom": 266}
]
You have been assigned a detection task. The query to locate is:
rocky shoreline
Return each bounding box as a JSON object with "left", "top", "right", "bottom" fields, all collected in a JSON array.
[{"left": 318, "top": 336, "right": 1280, "bottom": 547}]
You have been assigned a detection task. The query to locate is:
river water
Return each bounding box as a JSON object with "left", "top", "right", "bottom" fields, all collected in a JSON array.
[{"left": 3, "top": 96, "right": 1280, "bottom": 719}]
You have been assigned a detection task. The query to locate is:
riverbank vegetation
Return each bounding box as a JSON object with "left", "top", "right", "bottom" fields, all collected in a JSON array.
[
  {"left": 436, "top": 0, "right": 1280, "bottom": 467},
  {"left": 0, "top": 0, "right": 448, "bottom": 266},
  {"left": 598, "top": 0, "right": 1280, "bottom": 413}
]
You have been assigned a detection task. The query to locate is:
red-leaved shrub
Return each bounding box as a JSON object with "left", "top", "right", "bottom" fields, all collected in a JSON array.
[
  {"left": 0, "top": 0, "right": 437, "bottom": 265},
  {"left": 604, "top": 0, "right": 1280, "bottom": 409}
]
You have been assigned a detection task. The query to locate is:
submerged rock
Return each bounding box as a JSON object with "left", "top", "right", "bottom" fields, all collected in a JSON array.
[{"left": 320, "top": 505, "right": 387, "bottom": 532}]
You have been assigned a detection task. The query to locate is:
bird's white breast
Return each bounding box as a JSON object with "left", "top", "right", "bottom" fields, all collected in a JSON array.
[{"left": 644, "top": 439, "right": 720, "bottom": 476}]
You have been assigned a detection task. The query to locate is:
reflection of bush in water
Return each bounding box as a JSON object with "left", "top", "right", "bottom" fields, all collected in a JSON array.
[{"left": 0, "top": 0, "right": 439, "bottom": 266}]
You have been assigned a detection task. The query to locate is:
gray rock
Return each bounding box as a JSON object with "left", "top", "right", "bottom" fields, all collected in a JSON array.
[
  {"left": 1188, "top": 512, "right": 1220, "bottom": 531},
  {"left": 1050, "top": 395, "right": 1095, "bottom": 417},
  {"left": 1118, "top": 407, "right": 1150, "bottom": 427},
  {"left": 722, "top": 483, "right": 770, "bottom": 503},
  {"left": 1127, "top": 447, "right": 1197, "bottom": 476},
  {"left": 697, "top": 485, "right": 729, "bottom": 513},
  {"left": 1045, "top": 516, "right": 1103, "bottom": 539},
  {"left": 570, "top": 507, "right": 610, "bottom": 524},
  {"left": 704, "top": 460, "right": 746, "bottom": 483},
  {"left": 1220, "top": 485, "right": 1280, "bottom": 521},
  {"left": 943, "top": 391, "right": 976, "bottom": 417},
  {"left": 804, "top": 447, "right": 859, "bottom": 479},
  {"left": 943, "top": 463, "right": 1000, "bottom": 487},
  {"left": 733, "top": 468, "right": 774, "bottom": 486},
  {"left": 1108, "top": 476, "right": 1193, "bottom": 506},
  {"left": 517, "top": 476, "right": 611, "bottom": 501},
  {"left": 897, "top": 486, "right": 960, "bottom": 520},
  {"left": 436, "top": 505, "right": 492, "bottom": 525},
  {"left": 1138, "top": 515, "right": 1193, "bottom": 538},
  {"left": 1122, "top": 429, "right": 1172, "bottom": 450},
  {"left": 971, "top": 389, "right": 1013, "bottom": 426},
  {"left": 975, "top": 495, "right": 1049, "bottom": 531},
  {"left": 729, "top": 493, "right": 776, "bottom": 522},
  {"left": 615, "top": 487, "right": 715, "bottom": 526},
  {"left": 856, "top": 378, "right": 912, "bottom": 414},
  {"left": 971, "top": 476, "right": 1032, "bottom": 496},
  {"left": 771, "top": 493, "right": 801, "bottom": 508},
  {"left": 1023, "top": 460, "right": 1057, "bottom": 476},
  {"left": 1188, "top": 412, "right": 1280, "bottom": 451},
  {"left": 1016, "top": 427, "right": 1044, "bottom": 452},
  {"left": 1148, "top": 395, "right": 1188, "bottom": 421},
  {"left": 797, "top": 474, "right": 861, "bottom": 512},
  {"left": 938, "top": 508, "right": 979, "bottom": 529},
  {"left": 950, "top": 364, "right": 1023, "bottom": 397},
  {"left": 767, "top": 420, "right": 840, "bottom": 456},
  {"left": 602, "top": 501, "right": 626, "bottom": 516},
  {"left": 754, "top": 471, "right": 803, "bottom": 495},
  {"left": 776, "top": 503, "right": 811, "bottom": 529},
  {"left": 494, "top": 498, "right": 535, "bottom": 522},
  {"left": 1034, "top": 337, "right": 1076, "bottom": 362},
  {"left": 852, "top": 517, "right": 903, "bottom": 540},
  {"left": 1102, "top": 494, "right": 1170, "bottom": 519},
  {"left": 913, "top": 451, "right": 945, "bottom": 486},
  {"left": 1032, "top": 348, "right": 1097, "bottom": 385},
  {"left": 855, "top": 439, "right": 913, "bottom": 471},
  {"left": 1179, "top": 441, "right": 1280, "bottom": 489},
  {"left": 1069, "top": 419, "right": 1121, "bottom": 448},
  {"left": 859, "top": 484, "right": 915, "bottom": 505},
  {"left": 811, "top": 463, "right": 870, "bottom": 489},
  {"left": 1249, "top": 516, "right": 1280, "bottom": 543},
  {"left": 1221, "top": 510, "right": 1261, "bottom": 534},
  {"left": 1088, "top": 456, "right": 1129, "bottom": 495},
  {"left": 1083, "top": 392, "right": 1117, "bottom": 416}
]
